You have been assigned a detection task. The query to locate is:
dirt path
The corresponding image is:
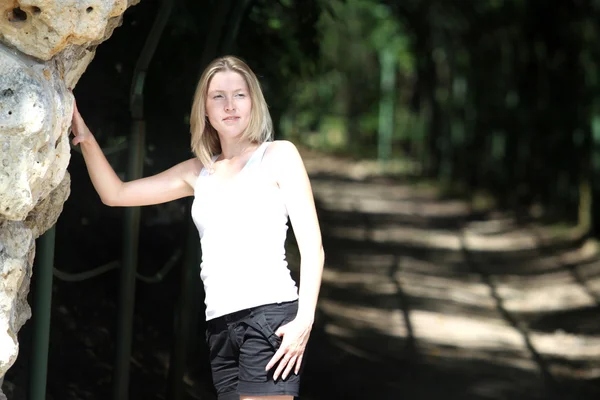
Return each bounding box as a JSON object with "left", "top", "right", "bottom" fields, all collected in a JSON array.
[{"left": 296, "top": 152, "right": 600, "bottom": 400}]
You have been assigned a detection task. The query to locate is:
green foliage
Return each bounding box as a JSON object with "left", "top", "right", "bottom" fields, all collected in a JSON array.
[
  {"left": 271, "top": 0, "right": 600, "bottom": 227},
  {"left": 280, "top": 0, "right": 414, "bottom": 157}
]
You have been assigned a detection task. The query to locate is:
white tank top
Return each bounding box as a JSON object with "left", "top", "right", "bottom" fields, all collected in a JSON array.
[{"left": 191, "top": 141, "right": 299, "bottom": 320}]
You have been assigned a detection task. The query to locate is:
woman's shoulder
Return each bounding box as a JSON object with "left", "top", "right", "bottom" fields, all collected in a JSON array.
[
  {"left": 178, "top": 156, "right": 204, "bottom": 174},
  {"left": 262, "top": 140, "right": 305, "bottom": 179},
  {"left": 264, "top": 140, "right": 301, "bottom": 160}
]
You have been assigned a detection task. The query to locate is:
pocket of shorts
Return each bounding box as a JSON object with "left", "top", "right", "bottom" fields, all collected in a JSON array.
[
  {"left": 249, "top": 312, "right": 285, "bottom": 350},
  {"left": 263, "top": 310, "right": 296, "bottom": 346}
]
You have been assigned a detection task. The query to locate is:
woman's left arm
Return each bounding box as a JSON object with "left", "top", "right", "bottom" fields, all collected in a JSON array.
[{"left": 264, "top": 140, "right": 325, "bottom": 381}]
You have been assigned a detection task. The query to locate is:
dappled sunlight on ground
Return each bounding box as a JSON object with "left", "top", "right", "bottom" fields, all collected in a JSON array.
[{"left": 296, "top": 150, "right": 600, "bottom": 399}]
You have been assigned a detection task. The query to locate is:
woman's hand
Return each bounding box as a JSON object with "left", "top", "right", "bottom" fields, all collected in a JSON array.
[
  {"left": 265, "top": 317, "right": 313, "bottom": 381},
  {"left": 71, "top": 98, "right": 92, "bottom": 146}
]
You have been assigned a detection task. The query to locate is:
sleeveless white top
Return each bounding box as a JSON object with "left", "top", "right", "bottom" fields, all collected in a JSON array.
[{"left": 191, "top": 141, "right": 299, "bottom": 320}]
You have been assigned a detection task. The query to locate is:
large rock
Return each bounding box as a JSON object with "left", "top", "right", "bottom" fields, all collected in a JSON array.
[
  {"left": 0, "top": 0, "right": 131, "bottom": 61},
  {"left": 0, "top": 43, "right": 72, "bottom": 221},
  {"left": 0, "top": 0, "right": 140, "bottom": 397}
]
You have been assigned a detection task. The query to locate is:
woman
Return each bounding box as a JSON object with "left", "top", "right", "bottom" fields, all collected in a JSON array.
[{"left": 71, "top": 55, "right": 324, "bottom": 400}]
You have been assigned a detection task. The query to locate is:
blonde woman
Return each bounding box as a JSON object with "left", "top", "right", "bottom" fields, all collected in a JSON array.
[{"left": 71, "top": 55, "right": 324, "bottom": 400}]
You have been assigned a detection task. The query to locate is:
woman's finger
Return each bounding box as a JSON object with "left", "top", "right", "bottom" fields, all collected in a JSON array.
[
  {"left": 281, "top": 354, "right": 297, "bottom": 380},
  {"left": 273, "top": 352, "right": 293, "bottom": 381},
  {"left": 265, "top": 347, "right": 285, "bottom": 372},
  {"left": 294, "top": 354, "right": 304, "bottom": 375}
]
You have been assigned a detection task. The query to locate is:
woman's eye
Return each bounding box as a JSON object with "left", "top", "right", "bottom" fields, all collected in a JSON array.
[{"left": 235, "top": 93, "right": 246, "bottom": 98}]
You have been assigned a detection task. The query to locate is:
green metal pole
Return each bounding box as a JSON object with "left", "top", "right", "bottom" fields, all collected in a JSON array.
[
  {"left": 112, "top": 0, "right": 173, "bottom": 398},
  {"left": 378, "top": 47, "right": 396, "bottom": 166},
  {"left": 28, "top": 226, "right": 56, "bottom": 400},
  {"left": 166, "top": 206, "right": 200, "bottom": 399},
  {"left": 113, "top": 120, "right": 145, "bottom": 400}
]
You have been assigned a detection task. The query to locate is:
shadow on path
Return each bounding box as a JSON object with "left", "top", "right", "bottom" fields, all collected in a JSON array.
[{"left": 296, "top": 171, "right": 600, "bottom": 400}]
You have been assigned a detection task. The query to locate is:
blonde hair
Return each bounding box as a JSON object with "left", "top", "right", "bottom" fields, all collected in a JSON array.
[{"left": 190, "top": 55, "right": 273, "bottom": 168}]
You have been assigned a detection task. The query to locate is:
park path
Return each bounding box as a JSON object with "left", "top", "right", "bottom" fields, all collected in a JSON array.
[{"left": 294, "top": 151, "right": 600, "bottom": 400}]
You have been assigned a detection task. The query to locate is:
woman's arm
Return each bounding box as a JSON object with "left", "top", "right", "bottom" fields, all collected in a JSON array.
[
  {"left": 72, "top": 99, "right": 200, "bottom": 207},
  {"left": 264, "top": 140, "right": 325, "bottom": 380},
  {"left": 275, "top": 140, "right": 324, "bottom": 323}
]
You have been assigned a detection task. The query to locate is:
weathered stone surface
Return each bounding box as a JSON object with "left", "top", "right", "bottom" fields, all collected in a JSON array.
[
  {"left": 0, "top": 0, "right": 139, "bottom": 61},
  {"left": 24, "top": 172, "right": 70, "bottom": 238},
  {"left": 0, "top": 220, "right": 33, "bottom": 374},
  {"left": 0, "top": 43, "right": 72, "bottom": 222},
  {"left": 0, "top": 175, "right": 68, "bottom": 387},
  {"left": 0, "top": 0, "right": 139, "bottom": 397}
]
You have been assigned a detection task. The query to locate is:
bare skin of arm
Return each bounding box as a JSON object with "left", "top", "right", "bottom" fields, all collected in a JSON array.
[
  {"left": 71, "top": 99, "right": 201, "bottom": 206},
  {"left": 263, "top": 140, "right": 325, "bottom": 381}
]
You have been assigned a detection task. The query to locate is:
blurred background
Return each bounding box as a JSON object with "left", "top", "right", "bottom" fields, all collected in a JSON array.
[{"left": 5, "top": 0, "right": 600, "bottom": 399}]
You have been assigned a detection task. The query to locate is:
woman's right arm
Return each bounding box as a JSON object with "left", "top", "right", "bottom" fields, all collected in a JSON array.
[{"left": 72, "top": 99, "right": 200, "bottom": 207}]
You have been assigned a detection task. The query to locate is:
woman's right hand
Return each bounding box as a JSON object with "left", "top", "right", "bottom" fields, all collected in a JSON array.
[{"left": 71, "top": 98, "right": 93, "bottom": 146}]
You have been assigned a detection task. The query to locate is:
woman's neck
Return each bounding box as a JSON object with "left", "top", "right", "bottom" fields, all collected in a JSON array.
[{"left": 218, "top": 137, "right": 257, "bottom": 160}]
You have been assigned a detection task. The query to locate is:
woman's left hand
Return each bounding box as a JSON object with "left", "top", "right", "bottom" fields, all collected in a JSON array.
[{"left": 265, "top": 317, "right": 313, "bottom": 380}]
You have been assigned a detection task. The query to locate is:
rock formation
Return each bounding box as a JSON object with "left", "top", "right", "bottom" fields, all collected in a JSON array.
[{"left": 0, "top": 1, "right": 140, "bottom": 398}]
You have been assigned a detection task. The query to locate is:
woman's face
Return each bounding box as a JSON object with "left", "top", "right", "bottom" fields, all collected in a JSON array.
[{"left": 205, "top": 71, "right": 252, "bottom": 140}]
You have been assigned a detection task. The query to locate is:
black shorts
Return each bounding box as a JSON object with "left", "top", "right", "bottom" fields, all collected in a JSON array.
[{"left": 206, "top": 300, "right": 301, "bottom": 399}]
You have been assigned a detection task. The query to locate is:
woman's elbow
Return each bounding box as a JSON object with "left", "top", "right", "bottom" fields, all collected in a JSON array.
[
  {"left": 100, "top": 184, "right": 124, "bottom": 207},
  {"left": 100, "top": 194, "right": 118, "bottom": 207},
  {"left": 299, "top": 243, "right": 324, "bottom": 263},
  {"left": 313, "top": 244, "right": 325, "bottom": 265}
]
